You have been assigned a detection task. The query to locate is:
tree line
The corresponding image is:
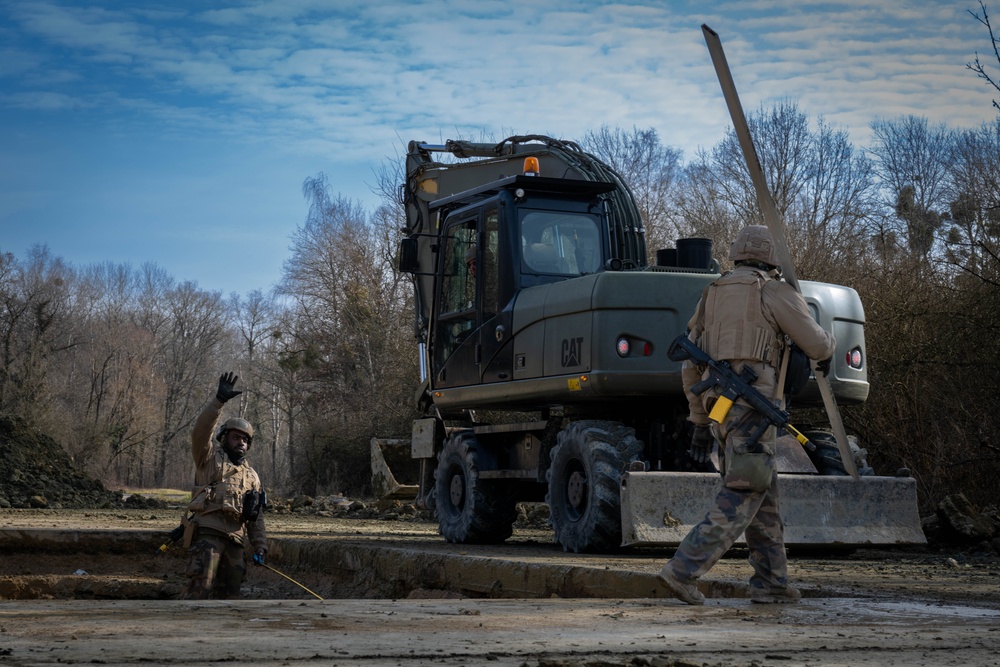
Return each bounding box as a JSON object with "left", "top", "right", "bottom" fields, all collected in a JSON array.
[{"left": 3, "top": 105, "right": 999, "bottom": 512}]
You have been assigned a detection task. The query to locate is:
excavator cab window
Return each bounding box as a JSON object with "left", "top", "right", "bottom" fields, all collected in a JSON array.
[
  {"left": 435, "top": 220, "right": 477, "bottom": 369},
  {"left": 520, "top": 210, "right": 602, "bottom": 277},
  {"left": 431, "top": 204, "right": 506, "bottom": 387},
  {"left": 481, "top": 208, "right": 500, "bottom": 319}
]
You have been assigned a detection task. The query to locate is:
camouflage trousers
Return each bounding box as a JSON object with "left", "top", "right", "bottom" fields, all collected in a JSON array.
[
  {"left": 663, "top": 404, "right": 789, "bottom": 592},
  {"left": 182, "top": 529, "right": 247, "bottom": 599}
]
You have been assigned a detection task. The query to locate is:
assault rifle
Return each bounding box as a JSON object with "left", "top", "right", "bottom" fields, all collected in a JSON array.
[
  {"left": 668, "top": 333, "right": 815, "bottom": 452},
  {"left": 158, "top": 522, "right": 186, "bottom": 552}
]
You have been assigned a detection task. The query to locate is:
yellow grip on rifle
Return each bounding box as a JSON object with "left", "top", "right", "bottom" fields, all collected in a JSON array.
[
  {"left": 709, "top": 395, "right": 734, "bottom": 423},
  {"left": 787, "top": 424, "right": 816, "bottom": 451}
]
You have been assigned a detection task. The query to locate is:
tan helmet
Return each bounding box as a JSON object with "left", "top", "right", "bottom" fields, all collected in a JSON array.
[
  {"left": 728, "top": 225, "right": 780, "bottom": 268},
  {"left": 217, "top": 417, "right": 254, "bottom": 446}
]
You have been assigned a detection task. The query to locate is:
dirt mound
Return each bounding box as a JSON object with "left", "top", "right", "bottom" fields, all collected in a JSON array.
[
  {"left": 922, "top": 493, "right": 1000, "bottom": 552},
  {"left": 0, "top": 415, "right": 124, "bottom": 510}
]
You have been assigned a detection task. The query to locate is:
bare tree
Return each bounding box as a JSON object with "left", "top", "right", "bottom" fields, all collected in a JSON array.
[
  {"left": 229, "top": 289, "right": 274, "bottom": 365},
  {"left": 267, "top": 308, "right": 317, "bottom": 492},
  {"left": 64, "top": 262, "right": 161, "bottom": 484},
  {"left": 868, "top": 115, "right": 952, "bottom": 258},
  {"left": 967, "top": 0, "right": 1000, "bottom": 113},
  {"left": 672, "top": 151, "right": 745, "bottom": 262},
  {"left": 856, "top": 111, "right": 1000, "bottom": 509},
  {"left": 277, "top": 174, "right": 415, "bottom": 494},
  {"left": 674, "top": 101, "right": 877, "bottom": 280},
  {"left": 0, "top": 245, "right": 78, "bottom": 427},
  {"left": 945, "top": 120, "right": 1000, "bottom": 283},
  {"left": 583, "top": 126, "right": 684, "bottom": 255},
  {"left": 153, "top": 282, "right": 230, "bottom": 487},
  {"left": 788, "top": 119, "right": 878, "bottom": 283},
  {"left": 227, "top": 289, "right": 290, "bottom": 485},
  {"left": 371, "top": 141, "right": 408, "bottom": 217}
]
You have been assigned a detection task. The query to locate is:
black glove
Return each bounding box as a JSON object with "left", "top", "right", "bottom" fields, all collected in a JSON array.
[
  {"left": 815, "top": 357, "right": 832, "bottom": 376},
  {"left": 216, "top": 372, "right": 242, "bottom": 403},
  {"left": 688, "top": 424, "right": 714, "bottom": 465},
  {"left": 242, "top": 490, "right": 264, "bottom": 522},
  {"left": 166, "top": 524, "right": 184, "bottom": 543}
]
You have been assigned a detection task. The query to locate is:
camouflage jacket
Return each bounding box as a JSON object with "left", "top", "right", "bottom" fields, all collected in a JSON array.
[
  {"left": 683, "top": 266, "right": 836, "bottom": 425},
  {"left": 187, "top": 398, "right": 267, "bottom": 552}
]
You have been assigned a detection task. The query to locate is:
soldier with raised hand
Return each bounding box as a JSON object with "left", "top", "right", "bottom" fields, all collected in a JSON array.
[
  {"left": 181, "top": 372, "right": 268, "bottom": 599},
  {"left": 659, "top": 225, "right": 835, "bottom": 605}
]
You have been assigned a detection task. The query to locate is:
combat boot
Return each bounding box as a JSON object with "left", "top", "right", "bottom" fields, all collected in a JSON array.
[
  {"left": 657, "top": 567, "right": 705, "bottom": 605},
  {"left": 750, "top": 585, "right": 801, "bottom": 604}
]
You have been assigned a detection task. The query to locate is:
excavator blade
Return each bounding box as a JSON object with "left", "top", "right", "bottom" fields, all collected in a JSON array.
[
  {"left": 620, "top": 470, "right": 925, "bottom": 547},
  {"left": 370, "top": 437, "right": 420, "bottom": 500}
]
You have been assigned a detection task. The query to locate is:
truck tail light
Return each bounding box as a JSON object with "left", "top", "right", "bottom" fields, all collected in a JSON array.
[{"left": 616, "top": 336, "right": 653, "bottom": 357}]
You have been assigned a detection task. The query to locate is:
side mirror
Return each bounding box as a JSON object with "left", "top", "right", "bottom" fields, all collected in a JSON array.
[{"left": 398, "top": 238, "right": 419, "bottom": 273}]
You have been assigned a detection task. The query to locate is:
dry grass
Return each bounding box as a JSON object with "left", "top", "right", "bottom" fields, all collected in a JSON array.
[{"left": 119, "top": 488, "right": 191, "bottom": 504}]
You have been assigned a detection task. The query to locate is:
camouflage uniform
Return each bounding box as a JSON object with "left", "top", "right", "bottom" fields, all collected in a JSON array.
[
  {"left": 667, "top": 403, "right": 788, "bottom": 593},
  {"left": 662, "top": 226, "right": 835, "bottom": 602},
  {"left": 181, "top": 397, "right": 267, "bottom": 600}
]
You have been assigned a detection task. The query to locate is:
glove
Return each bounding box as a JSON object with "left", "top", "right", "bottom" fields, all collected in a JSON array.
[
  {"left": 688, "top": 424, "right": 714, "bottom": 465},
  {"left": 252, "top": 551, "right": 266, "bottom": 566},
  {"left": 216, "top": 372, "right": 242, "bottom": 403},
  {"left": 815, "top": 357, "right": 832, "bottom": 376}
]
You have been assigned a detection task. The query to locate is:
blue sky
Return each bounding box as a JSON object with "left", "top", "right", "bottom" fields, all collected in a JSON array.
[{"left": 1, "top": 0, "right": 997, "bottom": 297}]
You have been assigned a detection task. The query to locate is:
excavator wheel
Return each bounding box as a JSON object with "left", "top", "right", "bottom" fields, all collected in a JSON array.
[
  {"left": 802, "top": 429, "right": 875, "bottom": 476},
  {"left": 433, "top": 430, "right": 517, "bottom": 544},
  {"left": 546, "top": 420, "right": 643, "bottom": 553}
]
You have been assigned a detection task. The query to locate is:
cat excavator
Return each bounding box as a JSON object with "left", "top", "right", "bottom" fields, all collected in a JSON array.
[{"left": 377, "top": 26, "right": 924, "bottom": 552}]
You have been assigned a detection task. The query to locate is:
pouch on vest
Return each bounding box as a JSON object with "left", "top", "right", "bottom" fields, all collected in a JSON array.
[
  {"left": 187, "top": 484, "right": 211, "bottom": 512},
  {"left": 181, "top": 514, "right": 197, "bottom": 549},
  {"left": 783, "top": 343, "right": 811, "bottom": 397},
  {"left": 723, "top": 440, "right": 774, "bottom": 493}
]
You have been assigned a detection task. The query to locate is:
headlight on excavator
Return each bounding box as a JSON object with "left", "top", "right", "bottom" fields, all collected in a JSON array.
[
  {"left": 847, "top": 347, "right": 863, "bottom": 370},
  {"left": 616, "top": 337, "right": 630, "bottom": 357}
]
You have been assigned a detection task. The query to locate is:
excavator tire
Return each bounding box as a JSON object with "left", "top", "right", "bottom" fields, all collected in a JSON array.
[
  {"left": 433, "top": 430, "right": 517, "bottom": 544},
  {"left": 546, "top": 420, "right": 644, "bottom": 553},
  {"left": 802, "top": 429, "right": 875, "bottom": 476}
]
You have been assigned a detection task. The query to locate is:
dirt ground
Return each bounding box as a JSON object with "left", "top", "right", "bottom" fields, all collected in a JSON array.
[
  {"left": 5, "top": 414, "right": 1000, "bottom": 664},
  {"left": 2, "top": 508, "right": 999, "bottom": 667}
]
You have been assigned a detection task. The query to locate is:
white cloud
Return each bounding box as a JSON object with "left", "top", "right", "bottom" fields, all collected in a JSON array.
[
  {"left": 6, "top": 90, "right": 81, "bottom": 110},
  {"left": 2, "top": 0, "right": 998, "bottom": 296}
]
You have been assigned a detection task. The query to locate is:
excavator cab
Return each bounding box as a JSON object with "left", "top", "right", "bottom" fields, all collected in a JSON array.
[{"left": 428, "top": 175, "right": 615, "bottom": 390}]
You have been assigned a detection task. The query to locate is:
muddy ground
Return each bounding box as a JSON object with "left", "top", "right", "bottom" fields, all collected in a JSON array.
[
  {"left": 2, "top": 508, "right": 999, "bottom": 667},
  {"left": 4, "top": 413, "right": 1000, "bottom": 664}
]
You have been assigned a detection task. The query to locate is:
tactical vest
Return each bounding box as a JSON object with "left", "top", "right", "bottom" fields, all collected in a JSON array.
[
  {"left": 700, "top": 269, "right": 782, "bottom": 366},
  {"left": 188, "top": 449, "right": 261, "bottom": 521}
]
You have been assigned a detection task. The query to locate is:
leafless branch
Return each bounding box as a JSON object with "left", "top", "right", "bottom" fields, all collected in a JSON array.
[{"left": 968, "top": 0, "right": 1000, "bottom": 112}]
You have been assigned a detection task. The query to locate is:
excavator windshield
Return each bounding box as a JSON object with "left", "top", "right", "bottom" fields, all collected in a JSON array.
[{"left": 519, "top": 210, "right": 602, "bottom": 276}]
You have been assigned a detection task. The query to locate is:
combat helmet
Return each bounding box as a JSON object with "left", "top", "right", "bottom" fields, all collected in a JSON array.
[
  {"left": 728, "top": 225, "right": 780, "bottom": 268},
  {"left": 216, "top": 417, "right": 254, "bottom": 446}
]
